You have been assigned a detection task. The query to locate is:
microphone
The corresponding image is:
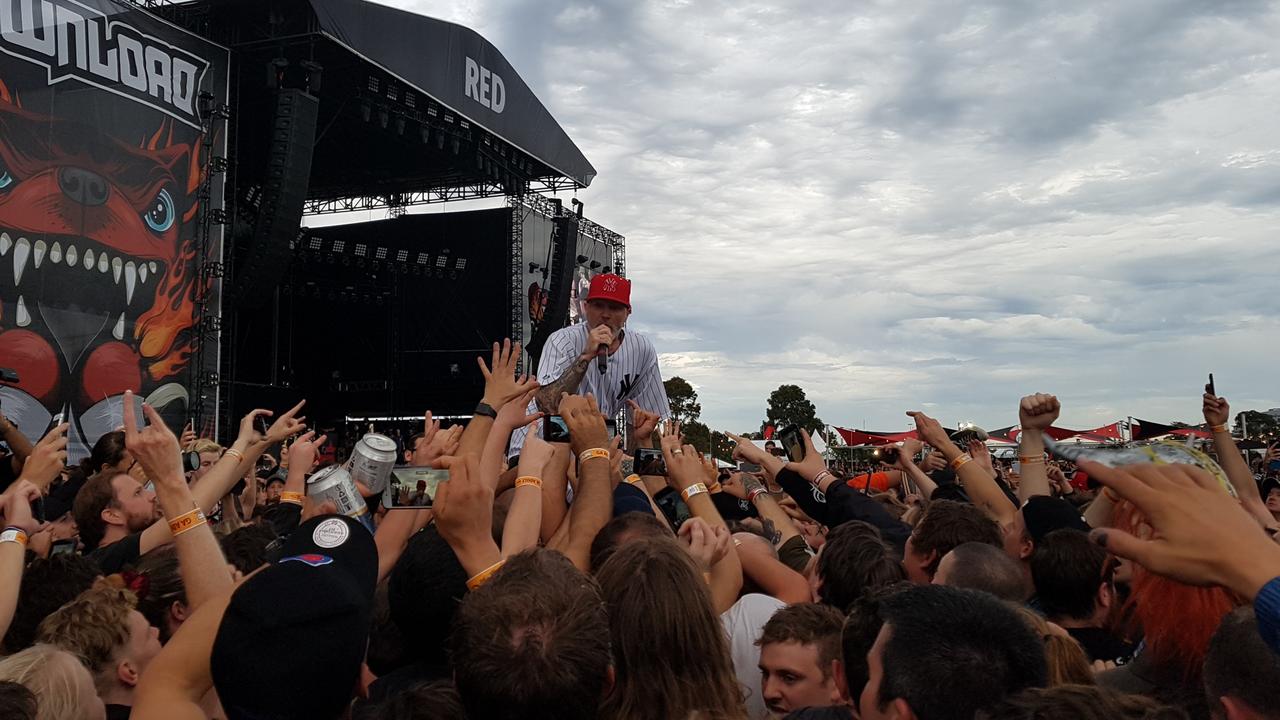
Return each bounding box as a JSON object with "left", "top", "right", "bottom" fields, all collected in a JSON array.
[{"left": 596, "top": 343, "right": 608, "bottom": 374}]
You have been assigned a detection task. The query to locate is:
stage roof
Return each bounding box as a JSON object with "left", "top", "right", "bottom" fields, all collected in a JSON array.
[{"left": 159, "top": 0, "right": 595, "bottom": 198}]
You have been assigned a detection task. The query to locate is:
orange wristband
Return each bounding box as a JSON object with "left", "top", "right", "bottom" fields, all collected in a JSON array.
[
  {"left": 280, "top": 491, "right": 305, "bottom": 506},
  {"left": 167, "top": 508, "right": 207, "bottom": 536},
  {"left": 0, "top": 527, "right": 28, "bottom": 548},
  {"left": 515, "top": 476, "right": 543, "bottom": 489},
  {"left": 466, "top": 560, "right": 506, "bottom": 591},
  {"left": 681, "top": 483, "right": 708, "bottom": 503},
  {"left": 1211, "top": 424, "right": 1229, "bottom": 434},
  {"left": 578, "top": 448, "right": 610, "bottom": 463},
  {"left": 625, "top": 474, "right": 643, "bottom": 485},
  {"left": 949, "top": 454, "right": 973, "bottom": 471}
]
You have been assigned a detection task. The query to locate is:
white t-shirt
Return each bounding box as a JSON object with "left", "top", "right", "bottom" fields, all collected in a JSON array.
[
  {"left": 721, "top": 593, "right": 787, "bottom": 720},
  {"left": 509, "top": 323, "right": 670, "bottom": 455}
]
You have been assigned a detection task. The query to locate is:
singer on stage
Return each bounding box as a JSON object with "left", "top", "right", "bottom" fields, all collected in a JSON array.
[{"left": 509, "top": 273, "right": 670, "bottom": 455}]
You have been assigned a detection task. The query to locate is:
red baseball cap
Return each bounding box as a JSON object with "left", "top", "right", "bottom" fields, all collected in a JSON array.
[{"left": 586, "top": 273, "right": 631, "bottom": 309}]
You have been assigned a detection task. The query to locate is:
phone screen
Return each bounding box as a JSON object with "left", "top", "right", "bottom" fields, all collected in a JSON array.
[
  {"left": 634, "top": 447, "right": 667, "bottom": 476},
  {"left": 737, "top": 461, "right": 762, "bottom": 473},
  {"left": 50, "top": 538, "right": 77, "bottom": 556},
  {"left": 1206, "top": 373, "right": 1216, "bottom": 396},
  {"left": 779, "top": 425, "right": 805, "bottom": 462},
  {"left": 543, "top": 416, "right": 571, "bottom": 443},
  {"left": 383, "top": 466, "right": 449, "bottom": 509},
  {"left": 605, "top": 419, "right": 618, "bottom": 438}
]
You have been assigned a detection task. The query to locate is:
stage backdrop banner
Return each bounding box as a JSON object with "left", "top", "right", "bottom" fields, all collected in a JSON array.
[{"left": 0, "top": 0, "right": 228, "bottom": 462}]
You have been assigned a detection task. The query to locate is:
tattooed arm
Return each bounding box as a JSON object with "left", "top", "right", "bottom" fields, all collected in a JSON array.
[{"left": 534, "top": 355, "right": 593, "bottom": 414}]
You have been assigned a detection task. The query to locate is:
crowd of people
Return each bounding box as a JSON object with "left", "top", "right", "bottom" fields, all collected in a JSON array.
[{"left": 0, "top": 335, "right": 1279, "bottom": 720}]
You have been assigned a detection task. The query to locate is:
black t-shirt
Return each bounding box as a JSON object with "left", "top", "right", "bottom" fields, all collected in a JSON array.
[
  {"left": 105, "top": 703, "right": 131, "bottom": 720},
  {"left": 1067, "top": 626, "right": 1136, "bottom": 663},
  {"left": 786, "top": 706, "right": 855, "bottom": 720},
  {"left": 87, "top": 533, "right": 143, "bottom": 574}
]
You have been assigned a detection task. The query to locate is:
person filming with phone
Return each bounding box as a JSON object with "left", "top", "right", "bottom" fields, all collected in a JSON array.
[{"left": 510, "top": 273, "right": 670, "bottom": 455}]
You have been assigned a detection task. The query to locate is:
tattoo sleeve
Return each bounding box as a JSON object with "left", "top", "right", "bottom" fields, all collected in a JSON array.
[{"left": 534, "top": 356, "right": 592, "bottom": 414}]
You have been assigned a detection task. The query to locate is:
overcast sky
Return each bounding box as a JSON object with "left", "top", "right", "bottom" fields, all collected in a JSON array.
[{"left": 386, "top": 0, "right": 1280, "bottom": 435}]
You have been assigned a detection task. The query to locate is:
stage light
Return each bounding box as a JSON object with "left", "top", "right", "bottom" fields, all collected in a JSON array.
[
  {"left": 528, "top": 262, "right": 541, "bottom": 273},
  {"left": 455, "top": 258, "right": 467, "bottom": 270},
  {"left": 436, "top": 256, "right": 448, "bottom": 268},
  {"left": 309, "top": 237, "right": 321, "bottom": 251},
  {"left": 332, "top": 240, "right": 345, "bottom": 253},
  {"left": 375, "top": 247, "right": 387, "bottom": 260},
  {"left": 416, "top": 253, "right": 428, "bottom": 265},
  {"left": 355, "top": 243, "right": 367, "bottom": 257},
  {"left": 396, "top": 250, "right": 408, "bottom": 263},
  {"left": 576, "top": 255, "right": 588, "bottom": 264},
  {"left": 378, "top": 108, "right": 389, "bottom": 128}
]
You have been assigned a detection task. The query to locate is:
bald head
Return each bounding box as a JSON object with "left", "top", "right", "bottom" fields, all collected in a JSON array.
[{"left": 934, "top": 542, "right": 1027, "bottom": 603}]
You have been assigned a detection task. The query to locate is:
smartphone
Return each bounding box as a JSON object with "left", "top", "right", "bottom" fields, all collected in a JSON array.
[
  {"left": 257, "top": 415, "right": 270, "bottom": 436},
  {"left": 1269, "top": 459, "right": 1280, "bottom": 472},
  {"left": 634, "top": 447, "right": 667, "bottom": 476},
  {"left": 382, "top": 466, "right": 449, "bottom": 509},
  {"left": 605, "top": 419, "right": 618, "bottom": 438},
  {"left": 737, "top": 461, "right": 762, "bottom": 473},
  {"left": 880, "top": 446, "right": 900, "bottom": 465},
  {"left": 1206, "top": 373, "right": 1215, "bottom": 396},
  {"left": 778, "top": 425, "right": 805, "bottom": 462},
  {"left": 49, "top": 538, "right": 77, "bottom": 556},
  {"left": 542, "top": 415, "right": 570, "bottom": 443}
]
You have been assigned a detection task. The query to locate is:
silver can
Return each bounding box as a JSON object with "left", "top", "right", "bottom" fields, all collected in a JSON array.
[
  {"left": 306, "top": 465, "right": 375, "bottom": 532},
  {"left": 348, "top": 432, "right": 398, "bottom": 493}
]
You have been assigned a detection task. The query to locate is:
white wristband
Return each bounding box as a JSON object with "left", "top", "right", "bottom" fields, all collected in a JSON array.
[{"left": 0, "top": 527, "right": 28, "bottom": 548}]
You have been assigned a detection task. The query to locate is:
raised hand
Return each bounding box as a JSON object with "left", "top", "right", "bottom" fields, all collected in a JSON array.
[
  {"left": 720, "top": 472, "right": 746, "bottom": 499},
  {"left": 0, "top": 479, "right": 43, "bottom": 535},
  {"left": 286, "top": 431, "right": 327, "bottom": 472},
  {"left": 1085, "top": 460, "right": 1280, "bottom": 599},
  {"left": 919, "top": 452, "right": 947, "bottom": 473},
  {"left": 1019, "top": 393, "right": 1060, "bottom": 432},
  {"left": 726, "top": 432, "right": 768, "bottom": 465},
  {"left": 122, "top": 390, "right": 183, "bottom": 485},
  {"left": 788, "top": 429, "right": 827, "bottom": 477},
  {"left": 678, "top": 516, "right": 732, "bottom": 573},
  {"left": 560, "top": 393, "right": 610, "bottom": 456},
  {"left": 496, "top": 388, "right": 543, "bottom": 431},
  {"left": 906, "top": 411, "right": 954, "bottom": 453},
  {"left": 579, "top": 324, "right": 615, "bottom": 361},
  {"left": 19, "top": 423, "right": 69, "bottom": 491},
  {"left": 1202, "top": 393, "right": 1230, "bottom": 428},
  {"left": 478, "top": 339, "right": 538, "bottom": 409},
  {"left": 263, "top": 400, "right": 307, "bottom": 444},
  {"left": 433, "top": 453, "right": 496, "bottom": 561},
  {"left": 180, "top": 421, "right": 197, "bottom": 449},
  {"left": 518, "top": 425, "right": 557, "bottom": 476},
  {"left": 968, "top": 439, "right": 993, "bottom": 474},
  {"left": 627, "top": 399, "right": 661, "bottom": 440},
  {"left": 895, "top": 439, "right": 923, "bottom": 471},
  {"left": 662, "top": 441, "right": 707, "bottom": 492}
]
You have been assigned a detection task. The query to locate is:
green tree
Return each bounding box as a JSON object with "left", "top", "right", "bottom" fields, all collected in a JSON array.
[
  {"left": 682, "top": 420, "right": 712, "bottom": 454},
  {"left": 1235, "top": 410, "right": 1280, "bottom": 441},
  {"left": 663, "top": 377, "right": 702, "bottom": 425},
  {"left": 765, "top": 384, "right": 824, "bottom": 435}
]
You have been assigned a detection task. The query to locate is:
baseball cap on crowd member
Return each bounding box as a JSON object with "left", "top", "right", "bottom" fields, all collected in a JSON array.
[
  {"left": 211, "top": 514, "right": 377, "bottom": 720},
  {"left": 585, "top": 273, "right": 631, "bottom": 309},
  {"left": 1021, "top": 496, "right": 1090, "bottom": 545}
]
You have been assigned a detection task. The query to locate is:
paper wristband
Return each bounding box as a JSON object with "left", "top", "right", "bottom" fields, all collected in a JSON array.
[
  {"left": 168, "top": 508, "right": 207, "bottom": 536},
  {"left": 280, "top": 491, "right": 305, "bottom": 506},
  {"left": 949, "top": 454, "right": 973, "bottom": 471},
  {"left": 747, "top": 487, "right": 767, "bottom": 503},
  {"left": 811, "top": 470, "right": 832, "bottom": 487},
  {"left": 579, "top": 448, "right": 610, "bottom": 463},
  {"left": 1211, "top": 424, "right": 1229, "bottom": 434},
  {"left": 707, "top": 482, "right": 722, "bottom": 494},
  {"left": 466, "top": 560, "right": 506, "bottom": 591},
  {"left": 625, "top": 474, "right": 643, "bottom": 485},
  {"left": 515, "top": 476, "right": 543, "bottom": 489},
  {"left": 1017, "top": 456, "right": 1045, "bottom": 464},
  {"left": 680, "top": 483, "right": 708, "bottom": 503},
  {"left": 0, "top": 527, "right": 28, "bottom": 547}
]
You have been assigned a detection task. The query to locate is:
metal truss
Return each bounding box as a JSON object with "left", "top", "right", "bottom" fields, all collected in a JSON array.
[
  {"left": 303, "top": 177, "right": 581, "bottom": 215},
  {"left": 507, "top": 194, "right": 525, "bottom": 374}
]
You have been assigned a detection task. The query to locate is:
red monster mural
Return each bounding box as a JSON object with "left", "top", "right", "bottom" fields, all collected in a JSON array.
[{"left": 0, "top": 0, "right": 228, "bottom": 461}]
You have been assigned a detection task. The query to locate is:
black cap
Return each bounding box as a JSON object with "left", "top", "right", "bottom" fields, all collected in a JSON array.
[
  {"left": 211, "top": 514, "right": 377, "bottom": 720},
  {"left": 1021, "top": 496, "right": 1090, "bottom": 545}
]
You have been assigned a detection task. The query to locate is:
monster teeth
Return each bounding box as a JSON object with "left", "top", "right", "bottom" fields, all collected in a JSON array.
[
  {"left": 124, "top": 261, "right": 136, "bottom": 304},
  {"left": 13, "top": 237, "right": 29, "bottom": 285},
  {"left": 50, "top": 242, "right": 62, "bottom": 264},
  {"left": 65, "top": 244, "right": 77, "bottom": 267},
  {"left": 112, "top": 256, "right": 122, "bottom": 283},
  {"left": 149, "top": 262, "right": 157, "bottom": 275},
  {"left": 0, "top": 232, "right": 9, "bottom": 256},
  {"left": 33, "top": 240, "right": 46, "bottom": 269},
  {"left": 113, "top": 312, "right": 125, "bottom": 341},
  {"left": 83, "top": 248, "right": 95, "bottom": 270},
  {"left": 139, "top": 263, "right": 148, "bottom": 284},
  {"left": 15, "top": 294, "right": 29, "bottom": 327},
  {"left": 98, "top": 252, "right": 108, "bottom": 273}
]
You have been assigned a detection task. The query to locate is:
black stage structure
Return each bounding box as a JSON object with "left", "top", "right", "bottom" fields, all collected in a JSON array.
[{"left": 147, "top": 0, "right": 625, "bottom": 427}]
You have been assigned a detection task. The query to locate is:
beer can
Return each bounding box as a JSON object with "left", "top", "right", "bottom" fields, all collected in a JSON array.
[
  {"left": 349, "top": 432, "right": 398, "bottom": 493},
  {"left": 306, "top": 465, "right": 375, "bottom": 533}
]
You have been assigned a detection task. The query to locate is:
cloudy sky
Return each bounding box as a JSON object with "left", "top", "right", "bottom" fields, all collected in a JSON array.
[{"left": 383, "top": 0, "right": 1280, "bottom": 434}]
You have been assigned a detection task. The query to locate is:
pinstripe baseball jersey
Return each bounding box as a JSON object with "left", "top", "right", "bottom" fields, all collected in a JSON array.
[{"left": 508, "top": 323, "right": 671, "bottom": 455}]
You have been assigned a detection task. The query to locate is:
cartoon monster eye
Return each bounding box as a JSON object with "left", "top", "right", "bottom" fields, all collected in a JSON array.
[
  {"left": 0, "top": 169, "right": 13, "bottom": 190},
  {"left": 144, "top": 188, "right": 176, "bottom": 233}
]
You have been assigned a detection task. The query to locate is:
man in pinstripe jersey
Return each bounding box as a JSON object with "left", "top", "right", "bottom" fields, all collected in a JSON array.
[{"left": 509, "top": 273, "right": 670, "bottom": 456}]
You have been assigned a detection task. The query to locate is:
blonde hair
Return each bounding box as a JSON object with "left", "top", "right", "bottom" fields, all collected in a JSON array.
[
  {"left": 36, "top": 582, "right": 135, "bottom": 695},
  {"left": 0, "top": 644, "right": 98, "bottom": 720},
  {"left": 187, "top": 438, "right": 223, "bottom": 455},
  {"left": 1015, "top": 606, "right": 1094, "bottom": 686}
]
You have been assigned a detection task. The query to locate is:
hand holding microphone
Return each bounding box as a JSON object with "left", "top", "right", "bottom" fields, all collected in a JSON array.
[{"left": 584, "top": 324, "right": 615, "bottom": 375}]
